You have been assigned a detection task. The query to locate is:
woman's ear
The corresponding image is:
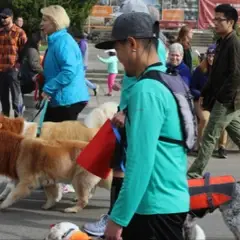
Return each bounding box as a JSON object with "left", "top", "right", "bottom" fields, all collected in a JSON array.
[{"left": 127, "top": 37, "right": 137, "bottom": 52}]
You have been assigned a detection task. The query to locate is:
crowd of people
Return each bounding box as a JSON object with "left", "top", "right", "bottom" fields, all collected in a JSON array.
[{"left": 0, "top": 1, "right": 240, "bottom": 240}]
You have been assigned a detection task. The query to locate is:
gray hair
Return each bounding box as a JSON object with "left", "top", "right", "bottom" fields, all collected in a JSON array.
[{"left": 169, "top": 43, "right": 184, "bottom": 55}]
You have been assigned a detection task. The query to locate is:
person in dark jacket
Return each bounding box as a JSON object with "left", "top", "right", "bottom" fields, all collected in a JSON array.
[
  {"left": 188, "top": 4, "right": 240, "bottom": 178},
  {"left": 19, "top": 31, "right": 43, "bottom": 95},
  {"left": 190, "top": 44, "right": 228, "bottom": 158},
  {"left": 167, "top": 42, "right": 191, "bottom": 87}
]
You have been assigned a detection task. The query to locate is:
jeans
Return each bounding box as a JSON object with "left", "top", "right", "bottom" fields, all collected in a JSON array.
[
  {"left": 0, "top": 69, "right": 22, "bottom": 117},
  {"left": 85, "top": 78, "right": 96, "bottom": 90}
]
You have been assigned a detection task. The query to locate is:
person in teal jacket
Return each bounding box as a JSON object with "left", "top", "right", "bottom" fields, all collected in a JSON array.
[
  {"left": 40, "top": 5, "right": 89, "bottom": 122},
  {"left": 83, "top": 8, "right": 168, "bottom": 240},
  {"left": 95, "top": 12, "right": 189, "bottom": 240},
  {"left": 97, "top": 49, "right": 118, "bottom": 96}
]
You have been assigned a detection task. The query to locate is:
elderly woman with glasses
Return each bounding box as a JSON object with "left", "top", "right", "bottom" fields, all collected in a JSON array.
[
  {"left": 167, "top": 43, "right": 192, "bottom": 87},
  {"left": 40, "top": 5, "right": 89, "bottom": 122}
]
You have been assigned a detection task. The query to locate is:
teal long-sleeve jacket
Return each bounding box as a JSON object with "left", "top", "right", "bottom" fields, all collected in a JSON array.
[{"left": 110, "top": 64, "right": 190, "bottom": 227}]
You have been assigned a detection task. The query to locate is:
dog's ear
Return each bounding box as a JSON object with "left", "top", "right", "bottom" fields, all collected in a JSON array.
[{"left": 0, "top": 123, "right": 2, "bottom": 129}]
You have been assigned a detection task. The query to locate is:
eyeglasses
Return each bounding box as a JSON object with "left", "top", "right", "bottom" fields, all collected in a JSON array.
[{"left": 212, "top": 18, "right": 227, "bottom": 23}]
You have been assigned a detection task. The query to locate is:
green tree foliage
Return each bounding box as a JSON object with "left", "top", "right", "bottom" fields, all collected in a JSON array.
[{"left": 1, "top": 0, "right": 97, "bottom": 35}]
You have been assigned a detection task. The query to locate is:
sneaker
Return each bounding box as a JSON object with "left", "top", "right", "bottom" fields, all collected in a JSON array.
[
  {"left": 83, "top": 214, "right": 108, "bottom": 237},
  {"left": 218, "top": 147, "right": 227, "bottom": 159}
]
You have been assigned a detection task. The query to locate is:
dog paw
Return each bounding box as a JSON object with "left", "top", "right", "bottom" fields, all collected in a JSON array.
[
  {"left": 63, "top": 206, "right": 80, "bottom": 213},
  {"left": 0, "top": 202, "right": 9, "bottom": 210},
  {"left": 42, "top": 202, "right": 56, "bottom": 210}
]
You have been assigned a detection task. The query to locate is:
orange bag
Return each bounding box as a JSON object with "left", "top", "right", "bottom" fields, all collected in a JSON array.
[
  {"left": 77, "top": 119, "right": 116, "bottom": 179},
  {"left": 189, "top": 173, "right": 235, "bottom": 211}
]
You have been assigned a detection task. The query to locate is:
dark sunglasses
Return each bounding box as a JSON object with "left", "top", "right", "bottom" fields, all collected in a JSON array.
[{"left": 0, "top": 15, "right": 9, "bottom": 20}]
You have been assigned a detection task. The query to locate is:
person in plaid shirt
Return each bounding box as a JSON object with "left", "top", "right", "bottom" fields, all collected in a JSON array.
[{"left": 0, "top": 8, "right": 27, "bottom": 117}]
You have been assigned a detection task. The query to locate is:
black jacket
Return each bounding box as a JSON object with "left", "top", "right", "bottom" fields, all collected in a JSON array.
[{"left": 201, "top": 31, "right": 240, "bottom": 110}]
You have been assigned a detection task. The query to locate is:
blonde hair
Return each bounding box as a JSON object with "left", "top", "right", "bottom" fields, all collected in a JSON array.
[{"left": 41, "top": 5, "right": 70, "bottom": 31}]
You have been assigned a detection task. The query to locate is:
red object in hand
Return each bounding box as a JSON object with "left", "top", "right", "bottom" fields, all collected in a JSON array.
[{"left": 77, "top": 119, "right": 116, "bottom": 179}]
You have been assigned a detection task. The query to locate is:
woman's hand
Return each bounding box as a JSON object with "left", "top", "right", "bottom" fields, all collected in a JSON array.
[
  {"left": 112, "top": 82, "right": 121, "bottom": 91},
  {"left": 112, "top": 111, "right": 125, "bottom": 128},
  {"left": 41, "top": 92, "right": 51, "bottom": 101},
  {"left": 104, "top": 219, "right": 123, "bottom": 240}
]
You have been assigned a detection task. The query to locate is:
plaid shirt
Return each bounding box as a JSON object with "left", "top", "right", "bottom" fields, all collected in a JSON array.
[{"left": 0, "top": 24, "right": 27, "bottom": 72}]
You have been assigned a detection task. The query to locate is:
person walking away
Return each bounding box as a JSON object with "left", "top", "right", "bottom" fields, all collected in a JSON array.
[
  {"left": 96, "top": 12, "right": 189, "bottom": 240},
  {"left": 177, "top": 25, "right": 193, "bottom": 71},
  {"left": 0, "top": 8, "right": 27, "bottom": 117},
  {"left": 77, "top": 33, "right": 99, "bottom": 96},
  {"left": 188, "top": 4, "right": 240, "bottom": 178},
  {"left": 40, "top": 5, "right": 89, "bottom": 194},
  {"left": 167, "top": 43, "right": 191, "bottom": 87},
  {"left": 97, "top": 49, "right": 118, "bottom": 96},
  {"left": 190, "top": 44, "right": 228, "bottom": 157}
]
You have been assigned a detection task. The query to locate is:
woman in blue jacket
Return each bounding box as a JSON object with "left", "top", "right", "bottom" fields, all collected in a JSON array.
[
  {"left": 40, "top": 5, "right": 89, "bottom": 122},
  {"left": 167, "top": 43, "right": 191, "bottom": 87}
]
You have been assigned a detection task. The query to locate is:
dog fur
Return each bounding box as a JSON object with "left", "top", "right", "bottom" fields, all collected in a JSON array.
[
  {"left": 0, "top": 130, "right": 101, "bottom": 212},
  {"left": 184, "top": 182, "right": 240, "bottom": 240},
  {"left": 45, "top": 222, "right": 91, "bottom": 240},
  {"left": 0, "top": 117, "right": 113, "bottom": 212},
  {"left": 84, "top": 101, "right": 118, "bottom": 128}
]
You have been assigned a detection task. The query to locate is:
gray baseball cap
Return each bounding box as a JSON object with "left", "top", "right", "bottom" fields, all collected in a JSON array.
[{"left": 95, "top": 12, "right": 158, "bottom": 50}]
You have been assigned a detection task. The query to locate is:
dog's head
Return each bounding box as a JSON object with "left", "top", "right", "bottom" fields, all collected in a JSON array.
[
  {"left": 45, "top": 222, "right": 91, "bottom": 240},
  {"left": 0, "top": 114, "right": 24, "bottom": 135},
  {"left": 183, "top": 214, "right": 206, "bottom": 240}
]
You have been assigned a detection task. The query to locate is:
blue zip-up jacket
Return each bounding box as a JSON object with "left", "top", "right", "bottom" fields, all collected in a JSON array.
[
  {"left": 43, "top": 29, "right": 89, "bottom": 107},
  {"left": 190, "top": 66, "right": 208, "bottom": 101}
]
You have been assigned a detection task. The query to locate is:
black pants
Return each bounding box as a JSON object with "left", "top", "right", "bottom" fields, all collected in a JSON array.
[
  {"left": 0, "top": 70, "right": 22, "bottom": 117},
  {"left": 122, "top": 213, "right": 187, "bottom": 240},
  {"left": 43, "top": 101, "right": 87, "bottom": 122}
]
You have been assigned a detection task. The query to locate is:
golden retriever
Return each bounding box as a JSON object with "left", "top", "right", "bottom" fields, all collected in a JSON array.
[
  {"left": 0, "top": 116, "right": 113, "bottom": 212},
  {"left": 0, "top": 130, "right": 102, "bottom": 212}
]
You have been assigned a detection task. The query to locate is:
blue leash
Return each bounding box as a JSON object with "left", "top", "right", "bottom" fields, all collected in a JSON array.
[
  {"left": 111, "top": 124, "right": 126, "bottom": 172},
  {"left": 37, "top": 99, "right": 48, "bottom": 136},
  {"left": 30, "top": 99, "right": 48, "bottom": 137}
]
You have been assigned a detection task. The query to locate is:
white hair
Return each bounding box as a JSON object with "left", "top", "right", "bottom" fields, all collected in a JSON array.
[
  {"left": 169, "top": 43, "right": 184, "bottom": 55},
  {"left": 41, "top": 5, "right": 70, "bottom": 31}
]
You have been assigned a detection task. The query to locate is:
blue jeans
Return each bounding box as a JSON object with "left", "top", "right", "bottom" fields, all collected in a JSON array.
[{"left": 85, "top": 78, "right": 96, "bottom": 90}]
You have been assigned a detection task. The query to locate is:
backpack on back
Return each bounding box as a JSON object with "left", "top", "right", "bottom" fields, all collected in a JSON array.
[{"left": 139, "top": 68, "right": 198, "bottom": 151}]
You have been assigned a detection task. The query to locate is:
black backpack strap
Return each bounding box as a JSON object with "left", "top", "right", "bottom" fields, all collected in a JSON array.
[{"left": 139, "top": 70, "right": 185, "bottom": 147}]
